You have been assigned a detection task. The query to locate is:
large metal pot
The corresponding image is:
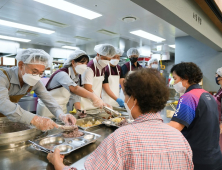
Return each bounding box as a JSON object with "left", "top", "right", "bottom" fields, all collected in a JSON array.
[{"left": 0, "top": 117, "right": 42, "bottom": 148}]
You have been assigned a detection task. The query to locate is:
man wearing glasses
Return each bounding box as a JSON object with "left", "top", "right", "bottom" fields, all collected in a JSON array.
[{"left": 0, "top": 48, "right": 76, "bottom": 131}]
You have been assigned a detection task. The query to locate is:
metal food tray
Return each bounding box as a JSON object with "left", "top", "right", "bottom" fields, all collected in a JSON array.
[
  {"left": 31, "top": 130, "right": 101, "bottom": 155},
  {"left": 103, "top": 116, "right": 132, "bottom": 128},
  {"left": 76, "top": 117, "right": 104, "bottom": 130}
]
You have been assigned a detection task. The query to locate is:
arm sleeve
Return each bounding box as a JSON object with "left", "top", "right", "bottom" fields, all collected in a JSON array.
[
  {"left": 34, "top": 81, "right": 64, "bottom": 117},
  {"left": 103, "top": 71, "right": 109, "bottom": 84},
  {"left": 84, "top": 131, "right": 124, "bottom": 170},
  {"left": 81, "top": 68, "right": 94, "bottom": 85},
  {"left": 0, "top": 73, "right": 35, "bottom": 125},
  {"left": 53, "top": 72, "right": 77, "bottom": 91},
  {"left": 121, "top": 64, "right": 128, "bottom": 78},
  {"left": 171, "top": 94, "right": 196, "bottom": 127}
]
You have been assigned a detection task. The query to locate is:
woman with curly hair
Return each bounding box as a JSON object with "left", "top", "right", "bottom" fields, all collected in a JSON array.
[
  {"left": 168, "top": 62, "right": 222, "bottom": 170},
  {"left": 47, "top": 68, "right": 193, "bottom": 170}
]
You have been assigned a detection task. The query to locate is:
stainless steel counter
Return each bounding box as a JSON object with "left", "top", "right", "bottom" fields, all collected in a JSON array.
[{"left": 0, "top": 125, "right": 117, "bottom": 170}]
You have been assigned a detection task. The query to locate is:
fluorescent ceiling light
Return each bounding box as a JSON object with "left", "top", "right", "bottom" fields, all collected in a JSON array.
[
  {"left": 169, "top": 45, "right": 175, "bottom": 48},
  {"left": 0, "top": 35, "right": 31, "bottom": 42},
  {"left": 62, "top": 46, "right": 78, "bottom": 50},
  {"left": 34, "top": 0, "right": 102, "bottom": 20},
  {"left": 130, "top": 30, "right": 165, "bottom": 42},
  {"left": 0, "top": 19, "right": 54, "bottom": 34}
]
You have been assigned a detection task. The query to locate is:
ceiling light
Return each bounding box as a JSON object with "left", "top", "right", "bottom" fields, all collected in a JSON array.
[
  {"left": 75, "top": 36, "right": 91, "bottom": 41},
  {"left": 62, "top": 46, "right": 78, "bottom": 50},
  {"left": 169, "top": 45, "right": 175, "bottom": 48},
  {"left": 34, "top": 0, "right": 102, "bottom": 20},
  {"left": 16, "top": 30, "right": 39, "bottom": 37},
  {"left": 0, "top": 35, "right": 31, "bottom": 42},
  {"left": 130, "top": 30, "right": 165, "bottom": 42},
  {"left": 0, "top": 19, "right": 54, "bottom": 34}
]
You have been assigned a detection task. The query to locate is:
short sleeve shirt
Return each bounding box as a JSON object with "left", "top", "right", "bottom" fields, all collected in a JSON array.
[{"left": 103, "top": 65, "right": 124, "bottom": 84}]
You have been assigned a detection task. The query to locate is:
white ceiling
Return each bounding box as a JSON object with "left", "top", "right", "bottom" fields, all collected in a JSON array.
[{"left": 0, "top": 0, "right": 188, "bottom": 48}]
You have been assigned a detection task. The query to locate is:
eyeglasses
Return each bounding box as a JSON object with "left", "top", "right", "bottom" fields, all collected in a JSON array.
[{"left": 24, "top": 64, "right": 44, "bottom": 77}]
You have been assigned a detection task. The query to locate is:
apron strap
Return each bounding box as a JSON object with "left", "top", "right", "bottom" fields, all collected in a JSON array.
[
  {"left": 116, "top": 66, "right": 120, "bottom": 76},
  {"left": 93, "top": 59, "right": 101, "bottom": 77},
  {"left": 0, "top": 68, "right": 33, "bottom": 94},
  {"left": 0, "top": 68, "right": 11, "bottom": 90},
  {"left": 108, "top": 63, "right": 111, "bottom": 76}
]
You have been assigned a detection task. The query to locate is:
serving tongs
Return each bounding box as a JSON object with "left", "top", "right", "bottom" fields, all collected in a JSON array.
[{"left": 103, "top": 106, "right": 121, "bottom": 117}]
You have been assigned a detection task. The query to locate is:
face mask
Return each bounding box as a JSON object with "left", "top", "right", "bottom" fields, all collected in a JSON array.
[
  {"left": 22, "top": 73, "right": 41, "bottom": 86},
  {"left": 130, "top": 57, "right": 138, "bottom": 63},
  {"left": 98, "top": 59, "right": 109, "bottom": 68},
  {"left": 151, "top": 64, "right": 158, "bottom": 69},
  {"left": 124, "top": 96, "right": 135, "bottom": 120},
  {"left": 216, "top": 77, "right": 220, "bottom": 85},
  {"left": 110, "top": 59, "right": 119, "bottom": 66},
  {"left": 75, "top": 64, "right": 87, "bottom": 75},
  {"left": 173, "top": 81, "right": 186, "bottom": 93}
]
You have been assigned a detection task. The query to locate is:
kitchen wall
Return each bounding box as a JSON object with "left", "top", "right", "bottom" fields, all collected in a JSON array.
[{"left": 175, "top": 36, "right": 222, "bottom": 92}]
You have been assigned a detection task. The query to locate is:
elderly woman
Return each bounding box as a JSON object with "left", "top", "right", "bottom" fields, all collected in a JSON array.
[
  {"left": 214, "top": 67, "right": 222, "bottom": 151},
  {"left": 168, "top": 62, "right": 222, "bottom": 170},
  {"left": 47, "top": 68, "right": 193, "bottom": 170},
  {"left": 0, "top": 48, "right": 76, "bottom": 131},
  {"left": 37, "top": 50, "right": 105, "bottom": 118}
]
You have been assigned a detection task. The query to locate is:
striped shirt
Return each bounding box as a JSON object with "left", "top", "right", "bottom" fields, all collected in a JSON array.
[{"left": 65, "top": 113, "right": 193, "bottom": 170}]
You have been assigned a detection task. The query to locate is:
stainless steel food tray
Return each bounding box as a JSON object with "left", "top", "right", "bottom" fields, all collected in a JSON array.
[
  {"left": 76, "top": 117, "right": 104, "bottom": 130},
  {"left": 103, "top": 116, "right": 132, "bottom": 128},
  {"left": 31, "top": 130, "right": 101, "bottom": 155}
]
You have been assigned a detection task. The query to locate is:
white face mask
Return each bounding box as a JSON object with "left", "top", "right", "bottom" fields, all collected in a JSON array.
[
  {"left": 22, "top": 73, "right": 41, "bottom": 86},
  {"left": 124, "top": 96, "right": 135, "bottom": 120},
  {"left": 173, "top": 81, "right": 186, "bottom": 93},
  {"left": 98, "top": 59, "right": 110, "bottom": 68},
  {"left": 151, "top": 64, "right": 158, "bottom": 69},
  {"left": 21, "top": 66, "right": 41, "bottom": 86},
  {"left": 110, "top": 59, "right": 119, "bottom": 66},
  {"left": 75, "top": 64, "right": 87, "bottom": 75}
]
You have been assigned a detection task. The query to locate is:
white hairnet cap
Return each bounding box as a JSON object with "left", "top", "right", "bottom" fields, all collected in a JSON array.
[
  {"left": 94, "top": 44, "right": 116, "bottom": 58},
  {"left": 148, "top": 58, "right": 159, "bottom": 66},
  {"left": 115, "top": 48, "right": 124, "bottom": 56},
  {"left": 16, "top": 48, "right": 52, "bottom": 68},
  {"left": 64, "top": 50, "right": 87, "bottom": 67},
  {"left": 216, "top": 67, "right": 222, "bottom": 77},
  {"left": 127, "top": 48, "right": 140, "bottom": 57}
]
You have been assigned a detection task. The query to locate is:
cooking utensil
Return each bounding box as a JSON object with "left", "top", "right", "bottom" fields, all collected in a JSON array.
[{"left": 103, "top": 106, "right": 121, "bottom": 117}]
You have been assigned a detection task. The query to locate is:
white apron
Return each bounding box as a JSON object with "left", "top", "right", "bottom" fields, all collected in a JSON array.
[
  {"left": 102, "top": 64, "right": 120, "bottom": 107},
  {"left": 119, "top": 62, "right": 132, "bottom": 101},
  {"left": 37, "top": 68, "right": 72, "bottom": 117},
  {"left": 80, "top": 59, "right": 104, "bottom": 110}
]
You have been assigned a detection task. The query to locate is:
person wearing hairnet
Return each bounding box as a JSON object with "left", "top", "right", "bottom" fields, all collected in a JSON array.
[
  {"left": 0, "top": 48, "right": 76, "bottom": 131},
  {"left": 214, "top": 67, "right": 222, "bottom": 151},
  {"left": 81, "top": 44, "right": 116, "bottom": 110},
  {"left": 147, "top": 58, "right": 159, "bottom": 69},
  {"left": 119, "top": 48, "right": 142, "bottom": 100},
  {"left": 37, "top": 50, "right": 105, "bottom": 118},
  {"left": 102, "top": 48, "right": 125, "bottom": 107}
]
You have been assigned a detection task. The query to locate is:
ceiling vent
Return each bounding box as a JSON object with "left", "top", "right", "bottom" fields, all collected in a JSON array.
[
  {"left": 75, "top": 36, "right": 91, "bottom": 41},
  {"left": 122, "top": 16, "right": 137, "bottom": 23},
  {"left": 16, "top": 30, "right": 39, "bottom": 37},
  {"left": 56, "top": 41, "right": 73, "bottom": 45},
  {"left": 38, "top": 18, "right": 69, "bottom": 28},
  {"left": 97, "top": 29, "right": 118, "bottom": 36}
]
